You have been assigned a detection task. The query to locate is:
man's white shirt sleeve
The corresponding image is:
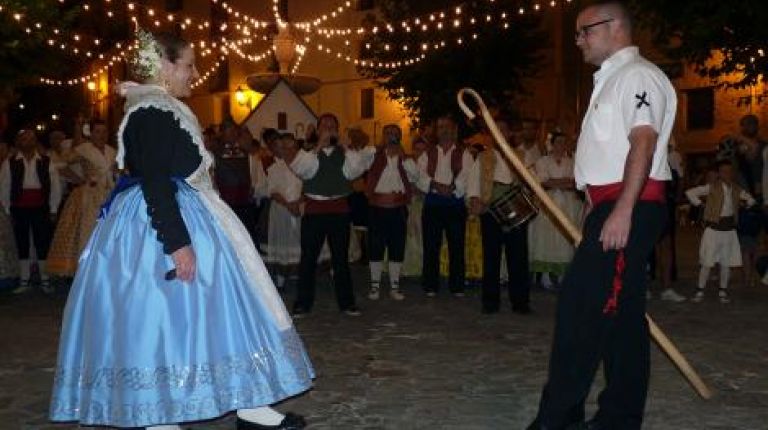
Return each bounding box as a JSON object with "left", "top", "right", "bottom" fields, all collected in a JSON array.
[
  {"left": 289, "top": 150, "right": 319, "bottom": 180},
  {"left": 618, "top": 69, "right": 668, "bottom": 135}
]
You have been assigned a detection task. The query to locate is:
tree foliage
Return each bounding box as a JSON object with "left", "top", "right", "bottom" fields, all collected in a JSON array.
[
  {"left": 630, "top": 0, "right": 768, "bottom": 91},
  {"left": 0, "top": 0, "right": 131, "bottom": 135},
  {"left": 0, "top": 1, "right": 79, "bottom": 96},
  {"left": 358, "top": 0, "right": 547, "bottom": 126}
]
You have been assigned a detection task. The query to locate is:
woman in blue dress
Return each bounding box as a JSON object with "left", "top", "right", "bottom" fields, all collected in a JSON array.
[{"left": 49, "top": 30, "right": 313, "bottom": 430}]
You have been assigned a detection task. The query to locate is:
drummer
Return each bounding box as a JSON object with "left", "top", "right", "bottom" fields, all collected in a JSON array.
[{"left": 467, "top": 116, "right": 532, "bottom": 314}]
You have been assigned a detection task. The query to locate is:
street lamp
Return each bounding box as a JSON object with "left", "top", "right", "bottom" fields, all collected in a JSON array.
[{"left": 235, "top": 85, "right": 248, "bottom": 106}]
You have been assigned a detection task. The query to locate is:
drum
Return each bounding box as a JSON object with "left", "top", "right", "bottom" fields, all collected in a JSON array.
[{"left": 488, "top": 184, "right": 538, "bottom": 229}]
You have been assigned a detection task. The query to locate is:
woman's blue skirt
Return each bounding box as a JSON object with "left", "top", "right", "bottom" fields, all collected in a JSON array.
[{"left": 49, "top": 182, "right": 314, "bottom": 427}]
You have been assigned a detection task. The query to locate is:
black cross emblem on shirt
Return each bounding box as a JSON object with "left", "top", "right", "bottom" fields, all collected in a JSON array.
[{"left": 635, "top": 92, "right": 650, "bottom": 109}]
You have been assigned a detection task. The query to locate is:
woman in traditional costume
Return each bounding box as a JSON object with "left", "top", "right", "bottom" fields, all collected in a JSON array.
[
  {"left": 49, "top": 30, "right": 313, "bottom": 430},
  {"left": 47, "top": 120, "right": 117, "bottom": 278},
  {"left": 528, "top": 133, "right": 581, "bottom": 287}
]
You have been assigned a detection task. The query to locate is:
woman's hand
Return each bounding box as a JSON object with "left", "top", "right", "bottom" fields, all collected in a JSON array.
[{"left": 171, "top": 245, "right": 196, "bottom": 282}]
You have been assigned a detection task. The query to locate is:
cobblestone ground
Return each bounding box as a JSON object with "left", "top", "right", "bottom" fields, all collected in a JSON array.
[{"left": 1, "top": 226, "right": 767, "bottom": 430}]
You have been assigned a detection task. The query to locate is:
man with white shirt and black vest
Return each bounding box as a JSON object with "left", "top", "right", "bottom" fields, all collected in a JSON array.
[
  {"left": 416, "top": 115, "right": 474, "bottom": 297},
  {"left": 288, "top": 113, "right": 373, "bottom": 317},
  {"left": 528, "top": 2, "right": 677, "bottom": 429},
  {"left": 0, "top": 129, "right": 62, "bottom": 293},
  {"left": 363, "top": 124, "right": 419, "bottom": 302},
  {"left": 467, "top": 117, "right": 532, "bottom": 315}
]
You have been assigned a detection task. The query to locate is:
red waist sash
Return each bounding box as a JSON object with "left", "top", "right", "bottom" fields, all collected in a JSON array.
[
  {"left": 587, "top": 179, "right": 665, "bottom": 207},
  {"left": 304, "top": 197, "right": 349, "bottom": 215},
  {"left": 585, "top": 179, "right": 666, "bottom": 316},
  {"left": 14, "top": 189, "right": 45, "bottom": 208}
]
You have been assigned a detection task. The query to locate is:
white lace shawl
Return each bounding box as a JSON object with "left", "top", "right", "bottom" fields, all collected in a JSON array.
[{"left": 116, "top": 84, "right": 212, "bottom": 174}]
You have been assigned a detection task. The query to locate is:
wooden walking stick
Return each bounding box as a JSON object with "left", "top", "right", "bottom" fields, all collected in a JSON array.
[{"left": 457, "top": 88, "right": 713, "bottom": 400}]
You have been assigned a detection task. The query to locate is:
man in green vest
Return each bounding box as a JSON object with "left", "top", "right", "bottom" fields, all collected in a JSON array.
[{"left": 287, "top": 113, "right": 374, "bottom": 317}]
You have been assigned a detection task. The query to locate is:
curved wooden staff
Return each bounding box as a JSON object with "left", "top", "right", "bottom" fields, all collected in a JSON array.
[{"left": 458, "top": 88, "right": 713, "bottom": 400}]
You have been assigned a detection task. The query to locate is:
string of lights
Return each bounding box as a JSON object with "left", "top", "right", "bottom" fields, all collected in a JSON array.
[
  {"left": 193, "top": 39, "right": 227, "bottom": 58},
  {"left": 12, "top": 0, "right": 587, "bottom": 85},
  {"left": 0, "top": 0, "right": 232, "bottom": 60},
  {"left": 210, "top": 0, "right": 272, "bottom": 29},
  {"left": 308, "top": 7, "right": 529, "bottom": 69},
  {"left": 313, "top": 41, "right": 425, "bottom": 69},
  {"left": 271, "top": 0, "right": 285, "bottom": 27},
  {"left": 314, "top": 0, "right": 572, "bottom": 37},
  {"left": 191, "top": 54, "right": 228, "bottom": 89},
  {"left": 0, "top": 3, "right": 117, "bottom": 59},
  {"left": 126, "top": 2, "right": 214, "bottom": 31},
  {"left": 227, "top": 39, "right": 274, "bottom": 64},
  {"left": 38, "top": 45, "right": 133, "bottom": 86},
  {"left": 38, "top": 34, "right": 234, "bottom": 86},
  {"left": 359, "top": 10, "right": 518, "bottom": 53},
  {"left": 291, "top": 43, "right": 308, "bottom": 74},
  {"left": 295, "top": 0, "right": 354, "bottom": 28}
]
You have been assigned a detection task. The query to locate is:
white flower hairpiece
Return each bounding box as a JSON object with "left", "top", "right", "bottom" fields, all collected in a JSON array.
[{"left": 129, "top": 27, "right": 162, "bottom": 80}]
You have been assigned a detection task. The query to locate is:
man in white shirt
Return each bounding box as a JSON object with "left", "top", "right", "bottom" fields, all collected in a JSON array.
[
  {"left": 529, "top": 2, "right": 677, "bottom": 429},
  {"left": 286, "top": 113, "right": 373, "bottom": 317},
  {"left": 0, "top": 129, "right": 62, "bottom": 292},
  {"left": 363, "top": 124, "right": 419, "bottom": 302},
  {"left": 415, "top": 115, "right": 474, "bottom": 297}
]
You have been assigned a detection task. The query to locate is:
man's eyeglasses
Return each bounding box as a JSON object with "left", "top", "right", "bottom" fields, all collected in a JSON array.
[{"left": 575, "top": 18, "right": 614, "bottom": 40}]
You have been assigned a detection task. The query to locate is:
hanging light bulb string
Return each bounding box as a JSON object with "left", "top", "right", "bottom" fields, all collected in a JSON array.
[{"left": 30, "top": 0, "right": 581, "bottom": 85}]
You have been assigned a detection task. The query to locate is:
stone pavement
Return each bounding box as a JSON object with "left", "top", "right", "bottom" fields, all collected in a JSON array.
[{"left": 1, "top": 226, "right": 767, "bottom": 430}]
